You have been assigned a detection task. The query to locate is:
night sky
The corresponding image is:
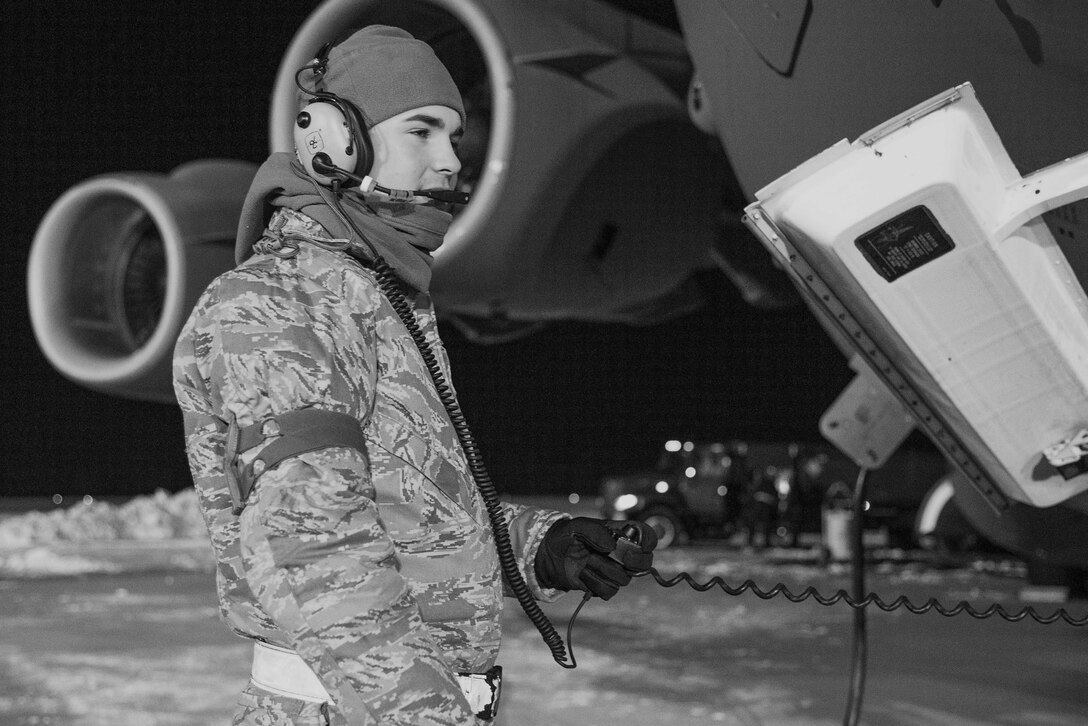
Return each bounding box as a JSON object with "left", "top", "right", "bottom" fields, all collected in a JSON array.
[{"left": 4, "top": 1, "right": 849, "bottom": 501}]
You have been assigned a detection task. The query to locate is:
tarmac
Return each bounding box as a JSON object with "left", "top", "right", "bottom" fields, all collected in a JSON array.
[{"left": 2, "top": 495, "right": 1087, "bottom": 725}]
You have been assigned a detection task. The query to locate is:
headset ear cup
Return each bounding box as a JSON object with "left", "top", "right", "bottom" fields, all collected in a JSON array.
[
  {"left": 294, "top": 99, "right": 358, "bottom": 183},
  {"left": 292, "top": 95, "right": 373, "bottom": 182}
]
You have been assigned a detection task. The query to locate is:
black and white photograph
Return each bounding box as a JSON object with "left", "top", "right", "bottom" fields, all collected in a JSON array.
[{"left": 4, "top": 2, "right": 1088, "bottom": 724}]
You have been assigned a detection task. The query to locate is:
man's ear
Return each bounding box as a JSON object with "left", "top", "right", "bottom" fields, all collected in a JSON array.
[{"left": 366, "top": 128, "right": 388, "bottom": 177}]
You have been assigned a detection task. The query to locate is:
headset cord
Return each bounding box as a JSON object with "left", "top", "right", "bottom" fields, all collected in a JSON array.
[
  {"left": 367, "top": 256, "right": 577, "bottom": 669},
  {"left": 634, "top": 563, "right": 1088, "bottom": 626},
  {"left": 374, "top": 259, "right": 584, "bottom": 668},
  {"left": 316, "top": 187, "right": 577, "bottom": 668}
]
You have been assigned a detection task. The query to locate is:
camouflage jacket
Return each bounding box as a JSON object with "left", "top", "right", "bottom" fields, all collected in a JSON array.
[{"left": 173, "top": 208, "right": 566, "bottom": 725}]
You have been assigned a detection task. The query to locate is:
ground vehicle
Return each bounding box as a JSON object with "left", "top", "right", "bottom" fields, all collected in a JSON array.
[{"left": 600, "top": 437, "right": 949, "bottom": 549}]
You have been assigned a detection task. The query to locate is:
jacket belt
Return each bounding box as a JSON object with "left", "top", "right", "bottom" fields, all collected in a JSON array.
[{"left": 250, "top": 641, "right": 502, "bottom": 720}]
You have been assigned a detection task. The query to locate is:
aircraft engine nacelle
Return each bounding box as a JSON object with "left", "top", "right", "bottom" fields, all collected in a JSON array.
[
  {"left": 27, "top": 160, "right": 256, "bottom": 403},
  {"left": 270, "top": 0, "right": 726, "bottom": 326}
]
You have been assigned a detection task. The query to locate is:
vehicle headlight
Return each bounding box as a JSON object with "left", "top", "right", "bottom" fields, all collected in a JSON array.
[{"left": 614, "top": 494, "right": 640, "bottom": 512}]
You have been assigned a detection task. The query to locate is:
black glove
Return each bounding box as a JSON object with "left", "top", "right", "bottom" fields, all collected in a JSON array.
[{"left": 534, "top": 517, "right": 658, "bottom": 600}]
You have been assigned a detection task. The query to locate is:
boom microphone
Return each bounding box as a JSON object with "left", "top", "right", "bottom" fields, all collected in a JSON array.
[{"left": 311, "top": 154, "right": 470, "bottom": 205}]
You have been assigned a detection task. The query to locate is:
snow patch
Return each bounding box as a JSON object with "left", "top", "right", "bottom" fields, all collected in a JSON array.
[
  {"left": 0, "top": 489, "right": 211, "bottom": 577},
  {"left": 0, "top": 489, "right": 204, "bottom": 548}
]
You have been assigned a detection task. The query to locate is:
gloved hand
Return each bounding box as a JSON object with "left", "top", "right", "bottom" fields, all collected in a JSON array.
[{"left": 534, "top": 517, "right": 658, "bottom": 600}]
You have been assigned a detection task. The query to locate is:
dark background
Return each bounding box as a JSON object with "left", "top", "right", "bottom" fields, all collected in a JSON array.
[{"left": 3, "top": 1, "right": 849, "bottom": 500}]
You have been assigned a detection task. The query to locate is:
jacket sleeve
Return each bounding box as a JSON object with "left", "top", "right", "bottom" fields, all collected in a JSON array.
[
  {"left": 500, "top": 502, "right": 568, "bottom": 602},
  {"left": 180, "top": 262, "right": 477, "bottom": 725}
]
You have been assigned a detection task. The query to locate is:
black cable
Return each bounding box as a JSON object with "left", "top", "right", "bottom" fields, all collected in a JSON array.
[
  {"left": 321, "top": 192, "right": 577, "bottom": 668},
  {"left": 367, "top": 257, "right": 577, "bottom": 668},
  {"left": 844, "top": 468, "right": 868, "bottom": 726},
  {"left": 564, "top": 593, "right": 592, "bottom": 670},
  {"left": 634, "top": 564, "right": 1088, "bottom": 625}
]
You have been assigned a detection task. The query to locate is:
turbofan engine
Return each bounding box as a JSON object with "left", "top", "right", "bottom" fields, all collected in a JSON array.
[
  {"left": 28, "top": 160, "right": 255, "bottom": 403},
  {"left": 28, "top": 0, "right": 726, "bottom": 400}
]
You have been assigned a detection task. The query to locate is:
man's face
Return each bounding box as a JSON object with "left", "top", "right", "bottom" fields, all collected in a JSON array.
[{"left": 367, "top": 104, "right": 463, "bottom": 201}]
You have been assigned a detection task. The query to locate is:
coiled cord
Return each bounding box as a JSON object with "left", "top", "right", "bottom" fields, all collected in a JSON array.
[
  {"left": 367, "top": 256, "right": 575, "bottom": 668},
  {"left": 634, "top": 566, "right": 1088, "bottom": 625},
  {"left": 633, "top": 463, "right": 1087, "bottom": 628}
]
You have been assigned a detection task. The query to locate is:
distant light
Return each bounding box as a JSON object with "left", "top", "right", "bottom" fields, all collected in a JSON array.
[
  {"left": 655, "top": 480, "right": 670, "bottom": 494},
  {"left": 568, "top": 493, "right": 580, "bottom": 505},
  {"left": 83, "top": 495, "right": 94, "bottom": 505},
  {"left": 665, "top": 440, "right": 682, "bottom": 452},
  {"left": 52, "top": 494, "right": 63, "bottom": 505},
  {"left": 684, "top": 467, "right": 696, "bottom": 478},
  {"left": 716, "top": 485, "right": 727, "bottom": 497},
  {"left": 682, "top": 441, "right": 694, "bottom": 452},
  {"left": 614, "top": 494, "right": 639, "bottom": 512},
  {"left": 864, "top": 501, "right": 871, "bottom": 511}
]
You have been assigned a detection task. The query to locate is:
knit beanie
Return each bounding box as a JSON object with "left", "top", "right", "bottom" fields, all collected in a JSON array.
[{"left": 316, "top": 25, "right": 464, "bottom": 128}]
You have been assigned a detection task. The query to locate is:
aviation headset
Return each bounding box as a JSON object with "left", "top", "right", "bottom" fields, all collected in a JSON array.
[{"left": 293, "top": 43, "right": 374, "bottom": 187}]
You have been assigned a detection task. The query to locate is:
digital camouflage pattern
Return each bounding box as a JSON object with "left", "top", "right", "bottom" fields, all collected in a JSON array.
[
  {"left": 233, "top": 684, "right": 332, "bottom": 726},
  {"left": 173, "top": 208, "right": 567, "bottom": 725}
]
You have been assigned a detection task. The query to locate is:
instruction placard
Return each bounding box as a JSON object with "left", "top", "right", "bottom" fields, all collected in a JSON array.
[{"left": 855, "top": 205, "right": 955, "bottom": 282}]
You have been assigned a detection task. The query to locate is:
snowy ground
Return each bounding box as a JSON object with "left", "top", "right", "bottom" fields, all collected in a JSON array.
[{"left": 2, "top": 492, "right": 1087, "bottom": 725}]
